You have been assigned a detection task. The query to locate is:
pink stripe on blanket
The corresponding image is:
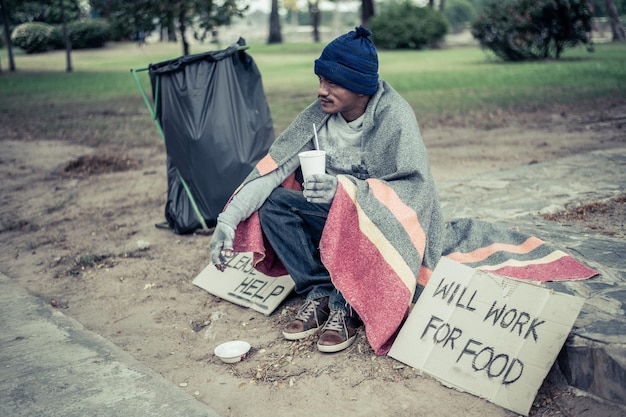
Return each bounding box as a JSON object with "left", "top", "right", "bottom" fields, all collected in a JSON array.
[
  {"left": 486, "top": 256, "right": 598, "bottom": 282},
  {"left": 446, "top": 236, "right": 544, "bottom": 264},
  {"left": 321, "top": 186, "right": 412, "bottom": 355},
  {"left": 233, "top": 212, "right": 289, "bottom": 277},
  {"left": 367, "top": 178, "right": 427, "bottom": 260}
]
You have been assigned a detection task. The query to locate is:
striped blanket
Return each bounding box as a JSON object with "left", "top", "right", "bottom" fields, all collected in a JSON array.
[{"left": 443, "top": 218, "right": 598, "bottom": 282}]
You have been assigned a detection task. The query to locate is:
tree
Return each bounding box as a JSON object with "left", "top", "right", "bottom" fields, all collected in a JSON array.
[
  {"left": 362, "top": 0, "right": 375, "bottom": 26},
  {"left": 268, "top": 0, "right": 282, "bottom": 43},
  {"left": 89, "top": 0, "right": 248, "bottom": 55},
  {"left": 605, "top": 0, "right": 626, "bottom": 40},
  {"left": 59, "top": 0, "right": 72, "bottom": 72},
  {"left": 0, "top": 0, "right": 16, "bottom": 71},
  {"left": 89, "top": 0, "right": 157, "bottom": 41},
  {"left": 308, "top": 0, "right": 321, "bottom": 42},
  {"left": 472, "top": 0, "right": 594, "bottom": 61},
  {"left": 0, "top": 0, "right": 82, "bottom": 72},
  {"left": 10, "top": 0, "right": 82, "bottom": 24}
]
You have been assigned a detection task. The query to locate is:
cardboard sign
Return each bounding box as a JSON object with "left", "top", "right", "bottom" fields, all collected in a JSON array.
[
  {"left": 388, "top": 257, "right": 584, "bottom": 416},
  {"left": 193, "top": 252, "right": 294, "bottom": 315}
]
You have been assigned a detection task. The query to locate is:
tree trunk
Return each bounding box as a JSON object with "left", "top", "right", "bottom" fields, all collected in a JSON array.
[
  {"left": 60, "top": 0, "right": 73, "bottom": 73},
  {"left": 166, "top": 12, "right": 177, "bottom": 42},
  {"left": 428, "top": 0, "right": 435, "bottom": 8},
  {"left": 309, "top": 1, "right": 320, "bottom": 42},
  {"left": 178, "top": 11, "right": 189, "bottom": 55},
  {"left": 605, "top": 0, "right": 626, "bottom": 41},
  {"left": 0, "top": 0, "right": 16, "bottom": 71},
  {"left": 267, "top": 0, "right": 282, "bottom": 44},
  {"left": 439, "top": 0, "right": 445, "bottom": 12},
  {"left": 361, "top": 0, "right": 375, "bottom": 27}
]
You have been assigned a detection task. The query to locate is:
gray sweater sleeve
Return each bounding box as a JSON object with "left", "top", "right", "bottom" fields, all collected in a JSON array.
[{"left": 217, "top": 154, "right": 301, "bottom": 229}]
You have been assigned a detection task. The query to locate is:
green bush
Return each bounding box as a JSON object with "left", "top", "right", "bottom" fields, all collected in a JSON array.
[
  {"left": 369, "top": 1, "right": 448, "bottom": 50},
  {"left": 445, "top": 0, "right": 477, "bottom": 33},
  {"left": 471, "top": 0, "right": 594, "bottom": 61},
  {"left": 68, "top": 19, "right": 110, "bottom": 49},
  {"left": 11, "top": 22, "right": 57, "bottom": 54}
]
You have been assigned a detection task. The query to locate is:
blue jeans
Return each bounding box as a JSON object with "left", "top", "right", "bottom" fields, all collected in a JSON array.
[{"left": 258, "top": 187, "right": 348, "bottom": 312}]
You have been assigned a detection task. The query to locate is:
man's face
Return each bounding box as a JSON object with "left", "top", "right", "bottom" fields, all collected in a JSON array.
[{"left": 317, "top": 76, "right": 367, "bottom": 122}]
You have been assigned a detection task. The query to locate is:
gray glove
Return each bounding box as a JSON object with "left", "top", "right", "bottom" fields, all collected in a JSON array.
[
  {"left": 210, "top": 221, "right": 235, "bottom": 271},
  {"left": 303, "top": 174, "right": 338, "bottom": 205}
]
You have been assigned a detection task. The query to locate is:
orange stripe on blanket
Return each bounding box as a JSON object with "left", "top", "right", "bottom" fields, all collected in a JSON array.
[
  {"left": 417, "top": 265, "right": 433, "bottom": 287},
  {"left": 366, "top": 178, "right": 427, "bottom": 259},
  {"left": 337, "top": 177, "right": 416, "bottom": 298},
  {"left": 446, "top": 236, "right": 544, "bottom": 264},
  {"left": 256, "top": 154, "right": 278, "bottom": 176}
]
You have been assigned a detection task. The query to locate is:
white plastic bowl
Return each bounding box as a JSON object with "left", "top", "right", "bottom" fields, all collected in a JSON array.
[{"left": 214, "top": 340, "right": 251, "bottom": 363}]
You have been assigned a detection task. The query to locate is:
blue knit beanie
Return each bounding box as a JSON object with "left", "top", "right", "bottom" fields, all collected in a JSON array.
[{"left": 314, "top": 26, "right": 379, "bottom": 96}]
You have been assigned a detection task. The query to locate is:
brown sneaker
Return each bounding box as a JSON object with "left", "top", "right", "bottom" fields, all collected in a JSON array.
[
  {"left": 317, "top": 309, "right": 359, "bottom": 353},
  {"left": 282, "top": 297, "right": 330, "bottom": 340}
]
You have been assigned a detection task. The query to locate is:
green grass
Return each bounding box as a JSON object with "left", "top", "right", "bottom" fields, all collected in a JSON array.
[{"left": 1, "top": 41, "right": 624, "bottom": 147}]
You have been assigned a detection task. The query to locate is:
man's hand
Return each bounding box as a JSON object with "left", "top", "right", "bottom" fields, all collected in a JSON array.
[
  {"left": 303, "top": 174, "right": 337, "bottom": 204},
  {"left": 210, "top": 221, "right": 235, "bottom": 271}
]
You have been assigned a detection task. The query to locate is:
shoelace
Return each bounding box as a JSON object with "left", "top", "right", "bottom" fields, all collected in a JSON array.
[
  {"left": 323, "top": 310, "right": 348, "bottom": 335},
  {"left": 295, "top": 299, "right": 320, "bottom": 322}
]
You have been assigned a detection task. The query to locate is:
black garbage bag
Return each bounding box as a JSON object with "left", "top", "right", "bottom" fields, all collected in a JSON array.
[{"left": 149, "top": 39, "right": 275, "bottom": 234}]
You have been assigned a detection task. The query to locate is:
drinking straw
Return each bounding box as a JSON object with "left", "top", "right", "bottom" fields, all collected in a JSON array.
[{"left": 313, "top": 123, "right": 320, "bottom": 150}]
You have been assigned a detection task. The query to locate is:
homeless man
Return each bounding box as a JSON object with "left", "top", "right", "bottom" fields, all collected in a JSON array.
[{"left": 210, "top": 26, "right": 444, "bottom": 355}]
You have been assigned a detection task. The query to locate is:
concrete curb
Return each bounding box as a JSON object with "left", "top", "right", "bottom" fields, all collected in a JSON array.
[{"left": 0, "top": 272, "right": 224, "bottom": 417}]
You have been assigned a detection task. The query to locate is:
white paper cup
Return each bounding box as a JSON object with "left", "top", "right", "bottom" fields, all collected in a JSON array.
[{"left": 298, "top": 150, "right": 326, "bottom": 179}]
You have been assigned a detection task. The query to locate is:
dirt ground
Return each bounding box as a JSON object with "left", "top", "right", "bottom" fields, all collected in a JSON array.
[{"left": 0, "top": 97, "right": 625, "bottom": 417}]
